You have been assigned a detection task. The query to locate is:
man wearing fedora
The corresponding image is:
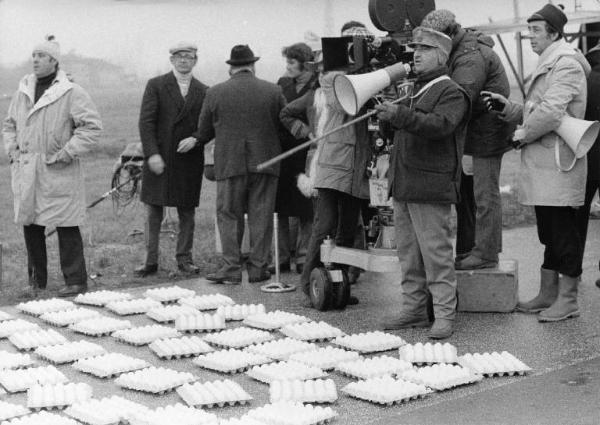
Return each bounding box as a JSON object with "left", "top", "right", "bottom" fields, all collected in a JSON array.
[
  {"left": 484, "top": 4, "right": 590, "bottom": 322},
  {"left": 194, "top": 45, "right": 286, "bottom": 284},
  {"left": 375, "top": 27, "right": 470, "bottom": 339},
  {"left": 135, "top": 42, "right": 208, "bottom": 278}
]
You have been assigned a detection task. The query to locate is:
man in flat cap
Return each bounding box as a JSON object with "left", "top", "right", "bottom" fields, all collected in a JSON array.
[
  {"left": 421, "top": 9, "right": 514, "bottom": 271},
  {"left": 375, "top": 27, "right": 470, "bottom": 339},
  {"left": 484, "top": 4, "right": 590, "bottom": 322},
  {"left": 2, "top": 36, "right": 102, "bottom": 298},
  {"left": 193, "top": 45, "right": 286, "bottom": 284},
  {"left": 135, "top": 42, "right": 208, "bottom": 278}
]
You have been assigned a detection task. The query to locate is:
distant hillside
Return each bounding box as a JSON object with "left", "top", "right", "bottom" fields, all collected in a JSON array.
[{"left": 0, "top": 53, "right": 140, "bottom": 96}]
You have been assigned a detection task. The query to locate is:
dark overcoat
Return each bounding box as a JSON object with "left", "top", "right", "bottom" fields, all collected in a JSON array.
[
  {"left": 139, "top": 72, "right": 208, "bottom": 208},
  {"left": 193, "top": 71, "right": 286, "bottom": 179},
  {"left": 585, "top": 48, "right": 600, "bottom": 182},
  {"left": 274, "top": 76, "right": 316, "bottom": 220}
]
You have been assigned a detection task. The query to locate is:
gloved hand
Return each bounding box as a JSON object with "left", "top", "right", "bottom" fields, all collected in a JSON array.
[
  {"left": 148, "top": 154, "right": 165, "bottom": 175},
  {"left": 480, "top": 91, "right": 509, "bottom": 113},
  {"left": 374, "top": 102, "right": 399, "bottom": 122},
  {"left": 177, "top": 137, "right": 198, "bottom": 153}
]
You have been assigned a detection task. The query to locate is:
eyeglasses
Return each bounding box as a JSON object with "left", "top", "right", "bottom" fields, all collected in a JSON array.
[{"left": 172, "top": 54, "right": 196, "bottom": 61}]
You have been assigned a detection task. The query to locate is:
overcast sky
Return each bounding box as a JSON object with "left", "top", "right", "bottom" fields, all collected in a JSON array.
[{"left": 1, "top": 0, "right": 598, "bottom": 84}]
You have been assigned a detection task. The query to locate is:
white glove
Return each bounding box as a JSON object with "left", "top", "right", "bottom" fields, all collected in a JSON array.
[
  {"left": 148, "top": 154, "right": 165, "bottom": 175},
  {"left": 177, "top": 137, "right": 198, "bottom": 153}
]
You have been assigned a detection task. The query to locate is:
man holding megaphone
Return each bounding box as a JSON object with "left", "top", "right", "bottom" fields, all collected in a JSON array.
[{"left": 482, "top": 3, "right": 593, "bottom": 323}]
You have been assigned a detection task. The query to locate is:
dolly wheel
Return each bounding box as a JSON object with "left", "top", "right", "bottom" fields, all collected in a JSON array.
[
  {"left": 332, "top": 268, "right": 350, "bottom": 310},
  {"left": 310, "top": 267, "right": 332, "bottom": 311}
]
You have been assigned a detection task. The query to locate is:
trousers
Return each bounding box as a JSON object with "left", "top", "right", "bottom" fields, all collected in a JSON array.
[
  {"left": 23, "top": 224, "right": 87, "bottom": 288},
  {"left": 144, "top": 204, "right": 195, "bottom": 265},
  {"left": 274, "top": 215, "right": 312, "bottom": 266},
  {"left": 393, "top": 201, "right": 457, "bottom": 321}
]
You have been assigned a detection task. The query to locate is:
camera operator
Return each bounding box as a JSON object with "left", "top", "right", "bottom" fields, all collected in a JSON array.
[
  {"left": 483, "top": 4, "right": 589, "bottom": 322},
  {"left": 421, "top": 10, "right": 514, "bottom": 271},
  {"left": 280, "top": 69, "right": 370, "bottom": 309},
  {"left": 375, "top": 27, "right": 470, "bottom": 339}
]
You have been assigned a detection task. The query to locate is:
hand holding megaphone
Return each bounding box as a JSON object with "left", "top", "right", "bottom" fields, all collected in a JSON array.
[
  {"left": 480, "top": 91, "right": 508, "bottom": 113},
  {"left": 374, "top": 101, "right": 399, "bottom": 122}
]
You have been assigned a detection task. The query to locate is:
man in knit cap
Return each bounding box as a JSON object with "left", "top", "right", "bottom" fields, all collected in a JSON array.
[
  {"left": 421, "top": 9, "right": 514, "bottom": 271},
  {"left": 375, "top": 27, "right": 470, "bottom": 339},
  {"left": 484, "top": 4, "right": 590, "bottom": 322},
  {"left": 2, "top": 36, "right": 102, "bottom": 298},
  {"left": 135, "top": 42, "right": 208, "bottom": 278}
]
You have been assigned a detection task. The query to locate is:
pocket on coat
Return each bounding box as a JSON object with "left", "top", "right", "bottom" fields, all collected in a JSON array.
[
  {"left": 539, "top": 133, "right": 558, "bottom": 149},
  {"left": 318, "top": 139, "right": 354, "bottom": 171},
  {"left": 43, "top": 162, "right": 77, "bottom": 197}
]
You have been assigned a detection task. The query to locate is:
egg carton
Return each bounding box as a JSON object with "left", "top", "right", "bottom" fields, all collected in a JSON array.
[
  {"left": 112, "top": 325, "right": 181, "bottom": 346},
  {"left": 146, "top": 305, "right": 199, "bottom": 323},
  {"left": 280, "top": 321, "right": 343, "bottom": 341},
  {"left": 398, "top": 342, "right": 458, "bottom": 365},
  {"left": 216, "top": 304, "right": 265, "bottom": 321},
  {"left": 0, "top": 311, "right": 13, "bottom": 322},
  {"left": 335, "top": 355, "right": 414, "bottom": 380},
  {"left": 270, "top": 379, "right": 337, "bottom": 404},
  {"left": 73, "top": 290, "right": 132, "bottom": 307},
  {"left": 399, "top": 363, "right": 483, "bottom": 391},
  {"left": 332, "top": 331, "right": 406, "bottom": 353},
  {"left": 193, "top": 349, "right": 272, "bottom": 373},
  {"left": 144, "top": 286, "right": 195, "bottom": 303},
  {"left": 458, "top": 351, "right": 532, "bottom": 377},
  {"left": 128, "top": 403, "right": 218, "bottom": 425},
  {"left": 0, "top": 351, "right": 35, "bottom": 370},
  {"left": 245, "top": 338, "right": 317, "bottom": 361},
  {"left": 0, "top": 365, "right": 68, "bottom": 392},
  {"left": 247, "top": 361, "right": 326, "bottom": 384},
  {"left": 105, "top": 297, "right": 163, "bottom": 316},
  {"left": 0, "top": 400, "right": 29, "bottom": 421},
  {"left": 242, "top": 311, "right": 310, "bottom": 330},
  {"left": 204, "top": 327, "right": 275, "bottom": 349},
  {"left": 341, "top": 375, "right": 431, "bottom": 406},
  {"left": 0, "top": 320, "right": 41, "bottom": 339},
  {"left": 0, "top": 411, "right": 80, "bottom": 425},
  {"left": 9, "top": 329, "right": 68, "bottom": 351},
  {"left": 149, "top": 336, "right": 214, "bottom": 359},
  {"left": 35, "top": 340, "right": 107, "bottom": 365},
  {"left": 244, "top": 401, "right": 337, "bottom": 425},
  {"left": 115, "top": 367, "right": 196, "bottom": 394},
  {"left": 178, "top": 294, "right": 235, "bottom": 310},
  {"left": 16, "top": 299, "right": 76, "bottom": 316},
  {"left": 64, "top": 396, "right": 151, "bottom": 425},
  {"left": 175, "top": 313, "right": 226, "bottom": 333},
  {"left": 176, "top": 379, "right": 252, "bottom": 408},
  {"left": 69, "top": 317, "right": 132, "bottom": 337},
  {"left": 218, "top": 418, "right": 266, "bottom": 425},
  {"left": 288, "top": 346, "right": 360, "bottom": 371},
  {"left": 72, "top": 353, "right": 150, "bottom": 378},
  {"left": 39, "top": 308, "right": 101, "bottom": 327},
  {"left": 27, "top": 382, "right": 93, "bottom": 411}
]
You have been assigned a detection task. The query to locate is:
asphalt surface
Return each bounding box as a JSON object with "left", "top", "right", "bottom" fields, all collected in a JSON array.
[{"left": 0, "top": 221, "right": 599, "bottom": 424}]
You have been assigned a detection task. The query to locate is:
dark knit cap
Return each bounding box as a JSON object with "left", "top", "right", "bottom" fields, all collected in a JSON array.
[{"left": 527, "top": 3, "right": 567, "bottom": 34}]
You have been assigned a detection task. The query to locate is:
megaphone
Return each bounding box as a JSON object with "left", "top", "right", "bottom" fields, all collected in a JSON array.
[
  {"left": 555, "top": 115, "right": 600, "bottom": 158},
  {"left": 333, "top": 62, "right": 411, "bottom": 116}
]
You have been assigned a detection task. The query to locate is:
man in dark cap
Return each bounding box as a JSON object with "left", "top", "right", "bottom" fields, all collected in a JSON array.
[
  {"left": 135, "top": 42, "right": 208, "bottom": 278},
  {"left": 484, "top": 4, "right": 590, "bottom": 322},
  {"left": 194, "top": 45, "right": 286, "bottom": 284},
  {"left": 375, "top": 27, "right": 470, "bottom": 339},
  {"left": 421, "top": 9, "right": 514, "bottom": 271}
]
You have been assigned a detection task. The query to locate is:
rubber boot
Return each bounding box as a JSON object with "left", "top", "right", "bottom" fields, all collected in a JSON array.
[
  {"left": 516, "top": 268, "right": 558, "bottom": 313},
  {"left": 538, "top": 275, "right": 580, "bottom": 322}
]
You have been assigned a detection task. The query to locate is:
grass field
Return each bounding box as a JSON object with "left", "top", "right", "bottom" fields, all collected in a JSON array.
[{"left": 0, "top": 88, "right": 535, "bottom": 305}]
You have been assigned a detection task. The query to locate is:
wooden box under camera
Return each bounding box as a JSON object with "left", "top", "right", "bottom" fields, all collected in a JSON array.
[{"left": 456, "top": 260, "right": 518, "bottom": 313}]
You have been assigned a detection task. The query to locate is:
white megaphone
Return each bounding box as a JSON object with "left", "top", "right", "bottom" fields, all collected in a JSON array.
[
  {"left": 554, "top": 115, "right": 600, "bottom": 172},
  {"left": 333, "top": 62, "right": 411, "bottom": 116}
]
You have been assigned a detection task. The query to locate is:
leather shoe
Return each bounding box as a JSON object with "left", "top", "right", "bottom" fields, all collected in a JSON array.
[
  {"left": 347, "top": 295, "right": 359, "bottom": 305},
  {"left": 382, "top": 312, "right": 432, "bottom": 330},
  {"left": 428, "top": 319, "right": 454, "bottom": 339},
  {"left": 134, "top": 264, "right": 158, "bottom": 278},
  {"left": 249, "top": 270, "right": 271, "bottom": 283},
  {"left": 295, "top": 263, "right": 304, "bottom": 274},
  {"left": 455, "top": 255, "right": 498, "bottom": 270},
  {"left": 596, "top": 278, "right": 600, "bottom": 289},
  {"left": 178, "top": 262, "right": 200, "bottom": 274},
  {"left": 57, "top": 285, "right": 87, "bottom": 298},
  {"left": 268, "top": 263, "right": 290, "bottom": 274},
  {"left": 206, "top": 270, "right": 242, "bottom": 284}
]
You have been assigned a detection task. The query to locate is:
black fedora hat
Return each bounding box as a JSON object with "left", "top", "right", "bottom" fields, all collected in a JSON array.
[{"left": 226, "top": 44, "right": 260, "bottom": 65}]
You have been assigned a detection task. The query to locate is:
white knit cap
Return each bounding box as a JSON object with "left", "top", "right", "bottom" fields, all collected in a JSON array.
[{"left": 33, "top": 35, "right": 60, "bottom": 61}]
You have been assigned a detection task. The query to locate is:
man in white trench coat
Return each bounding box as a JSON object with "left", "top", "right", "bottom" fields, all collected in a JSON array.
[{"left": 2, "top": 36, "right": 102, "bottom": 298}]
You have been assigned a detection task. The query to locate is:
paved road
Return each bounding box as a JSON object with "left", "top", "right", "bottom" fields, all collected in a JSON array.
[{"left": 0, "top": 221, "right": 599, "bottom": 424}]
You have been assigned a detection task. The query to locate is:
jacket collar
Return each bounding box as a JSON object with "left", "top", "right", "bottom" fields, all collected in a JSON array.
[
  {"left": 415, "top": 65, "right": 448, "bottom": 84},
  {"left": 230, "top": 69, "right": 254, "bottom": 80},
  {"left": 19, "top": 70, "right": 73, "bottom": 115},
  {"left": 532, "top": 39, "right": 590, "bottom": 80}
]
